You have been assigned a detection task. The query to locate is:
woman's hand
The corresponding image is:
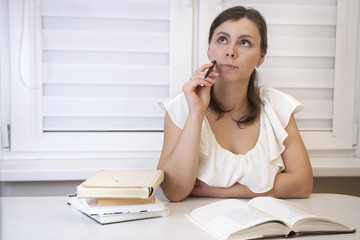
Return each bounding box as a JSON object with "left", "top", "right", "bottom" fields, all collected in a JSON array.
[
  {"left": 191, "top": 179, "right": 230, "bottom": 198},
  {"left": 191, "top": 179, "right": 259, "bottom": 198},
  {"left": 191, "top": 179, "right": 219, "bottom": 197},
  {"left": 182, "top": 62, "right": 218, "bottom": 116}
]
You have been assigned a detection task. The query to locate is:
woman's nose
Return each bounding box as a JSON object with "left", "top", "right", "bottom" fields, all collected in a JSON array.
[{"left": 226, "top": 46, "right": 237, "bottom": 58}]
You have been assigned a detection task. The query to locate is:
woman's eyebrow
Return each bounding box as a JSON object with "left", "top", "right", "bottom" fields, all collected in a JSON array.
[
  {"left": 238, "top": 34, "right": 254, "bottom": 39},
  {"left": 215, "top": 31, "right": 230, "bottom": 37},
  {"left": 215, "top": 32, "right": 254, "bottom": 40}
]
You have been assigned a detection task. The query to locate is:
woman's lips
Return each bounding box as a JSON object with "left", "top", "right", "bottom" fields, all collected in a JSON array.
[{"left": 220, "top": 64, "right": 238, "bottom": 70}]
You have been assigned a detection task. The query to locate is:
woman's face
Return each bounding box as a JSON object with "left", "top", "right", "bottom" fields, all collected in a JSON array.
[{"left": 208, "top": 17, "right": 265, "bottom": 83}]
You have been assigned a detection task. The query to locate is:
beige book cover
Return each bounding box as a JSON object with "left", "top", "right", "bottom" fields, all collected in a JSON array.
[
  {"left": 77, "top": 169, "right": 164, "bottom": 199},
  {"left": 97, "top": 195, "right": 155, "bottom": 206}
]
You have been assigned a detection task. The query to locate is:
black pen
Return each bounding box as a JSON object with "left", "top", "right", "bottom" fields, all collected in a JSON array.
[{"left": 204, "top": 60, "right": 216, "bottom": 79}]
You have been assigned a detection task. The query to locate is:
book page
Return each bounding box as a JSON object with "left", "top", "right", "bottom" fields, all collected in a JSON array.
[
  {"left": 249, "top": 197, "right": 356, "bottom": 233},
  {"left": 248, "top": 197, "right": 320, "bottom": 228},
  {"left": 189, "top": 199, "right": 286, "bottom": 240}
]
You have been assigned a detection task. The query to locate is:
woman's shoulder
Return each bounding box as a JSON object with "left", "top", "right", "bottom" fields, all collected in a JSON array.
[
  {"left": 159, "top": 92, "right": 185, "bottom": 109},
  {"left": 260, "top": 87, "right": 303, "bottom": 128},
  {"left": 261, "top": 87, "right": 300, "bottom": 105},
  {"left": 158, "top": 92, "right": 188, "bottom": 129}
]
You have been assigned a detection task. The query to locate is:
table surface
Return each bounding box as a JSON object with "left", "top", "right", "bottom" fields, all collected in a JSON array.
[{"left": 1, "top": 193, "right": 359, "bottom": 240}]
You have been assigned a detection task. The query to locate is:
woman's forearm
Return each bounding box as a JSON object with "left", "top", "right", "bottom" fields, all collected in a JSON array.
[
  {"left": 230, "top": 172, "right": 312, "bottom": 198},
  {"left": 192, "top": 171, "right": 313, "bottom": 199},
  {"left": 263, "top": 171, "right": 313, "bottom": 198}
]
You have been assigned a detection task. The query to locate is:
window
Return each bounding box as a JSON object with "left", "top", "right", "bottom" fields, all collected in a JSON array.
[
  {"left": 6, "top": 0, "right": 193, "bottom": 153},
  {"left": 2, "top": 0, "right": 358, "bottom": 159}
]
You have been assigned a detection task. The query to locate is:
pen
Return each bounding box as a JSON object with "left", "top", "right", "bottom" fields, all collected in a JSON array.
[{"left": 204, "top": 60, "right": 216, "bottom": 79}]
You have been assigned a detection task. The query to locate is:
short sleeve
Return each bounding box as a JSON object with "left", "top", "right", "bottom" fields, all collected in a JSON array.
[
  {"left": 262, "top": 88, "right": 303, "bottom": 128},
  {"left": 158, "top": 92, "right": 189, "bottom": 129}
]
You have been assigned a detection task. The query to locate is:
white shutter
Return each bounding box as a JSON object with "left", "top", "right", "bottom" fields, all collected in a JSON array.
[
  {"left": 8, "top": 0, "right": 194, "bottom": 152},
  {"left": 41, "top": 0, "right": 169, "bottom": 131},
  {"left": 198, "top": 0, "right": 358, "bottom": 150},
  {"left": 222, "top": 0, "right": 336, "bottom": 132}
]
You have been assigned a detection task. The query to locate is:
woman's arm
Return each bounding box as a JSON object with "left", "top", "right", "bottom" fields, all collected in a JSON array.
[
  {"left": 272, "top": 114, "right": 313, "bottom": 198},
  {"left": 157, "top": 63, "right": 218, "bottom": 202},
  {"left": 157, "top": 112, "right": 203, "bottom": 202},
  {"left": 191, "top": 114, "right": 313, "bottom": 199}
]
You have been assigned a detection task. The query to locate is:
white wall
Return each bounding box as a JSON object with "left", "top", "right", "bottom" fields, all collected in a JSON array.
[{"left": 0, "top": 0, "right": 10, "bottom": 158}]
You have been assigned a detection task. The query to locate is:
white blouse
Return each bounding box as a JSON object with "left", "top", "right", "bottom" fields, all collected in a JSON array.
[{"left": 159, "top": 87, "right": 303, "bottom": 193}]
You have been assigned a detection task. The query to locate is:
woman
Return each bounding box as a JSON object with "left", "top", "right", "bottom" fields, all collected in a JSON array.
[{"left": 158, "top": 6, "right": 313, "bottom": 202}]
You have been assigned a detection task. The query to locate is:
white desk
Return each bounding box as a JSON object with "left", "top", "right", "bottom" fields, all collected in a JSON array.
[{"left": 1, "top": 194, "right": 359, "bottom": 240}]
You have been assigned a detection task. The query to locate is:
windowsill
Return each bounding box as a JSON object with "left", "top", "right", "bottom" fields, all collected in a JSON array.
[
  {"left": 1, "top": 157, "right": 360, "bottom": 182},
  {"left": 310, "top": 157, "right": 360, "bottom": 177},
  {"left": 0, "top": 158, "right": 158, "bottom": 181}
]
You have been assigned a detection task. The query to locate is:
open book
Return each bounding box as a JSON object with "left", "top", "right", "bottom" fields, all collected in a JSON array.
[{"left": 186, "top": 197, "right": 356, "bottom": 240}]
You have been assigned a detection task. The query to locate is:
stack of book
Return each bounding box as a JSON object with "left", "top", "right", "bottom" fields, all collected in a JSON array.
[{"left": 67, "top": 169, "right": 168, "bottom": 224}]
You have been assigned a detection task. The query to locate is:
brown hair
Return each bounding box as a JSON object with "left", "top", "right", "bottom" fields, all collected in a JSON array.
[{"left": 208, "top": 6, "right": 267, "bottom": 128}]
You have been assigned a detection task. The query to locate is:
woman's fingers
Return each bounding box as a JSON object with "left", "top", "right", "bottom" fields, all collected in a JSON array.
[
  {"left": 206, "top": 67, "right": 218, "bottom": 79},
  {"left": 192, "top": 63, "right": 217, "bottom": 79},
  {"left": 196, "top": 62, "right": 216, "bottom": 73},
  {"left": 183, "top": 79, "right": 212, "bottom": 92},
  {"left": 186, "top": 73, "right": 215, "bottom": 89}
]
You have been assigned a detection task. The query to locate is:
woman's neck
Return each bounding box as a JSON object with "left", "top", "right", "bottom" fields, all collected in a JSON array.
[{"left": 212, "top": 80, "right": 249, "bottom": 113}]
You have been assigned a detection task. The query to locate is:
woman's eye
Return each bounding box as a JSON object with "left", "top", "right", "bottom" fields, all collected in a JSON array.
[
  {"left": 218, "top": 37, "right": 227, "bottom": 44},
  {"left": 240, "top": 40, "right": 250, "bottom": 47}
]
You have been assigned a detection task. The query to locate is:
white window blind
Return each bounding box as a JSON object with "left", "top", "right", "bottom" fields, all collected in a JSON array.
[
  {"left": 41, "top": 0, "right": 169, "bottom": 131},
  {"left": 8, "top": 0, "right": 194, "bottom": 152},
  {"left": 223, "top": 0, "right": 336, "bottom": 132},
  {"left": 198, "top": 0, "right": 358, "bottom": 150}
]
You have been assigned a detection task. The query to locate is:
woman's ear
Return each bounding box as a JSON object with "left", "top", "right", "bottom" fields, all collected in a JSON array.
[
  {"left": 207, "top": 48, "right": 211, "bottom": 60},
  {"left": 257, "top": 53, "right": 266, "bottom": 67}
]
